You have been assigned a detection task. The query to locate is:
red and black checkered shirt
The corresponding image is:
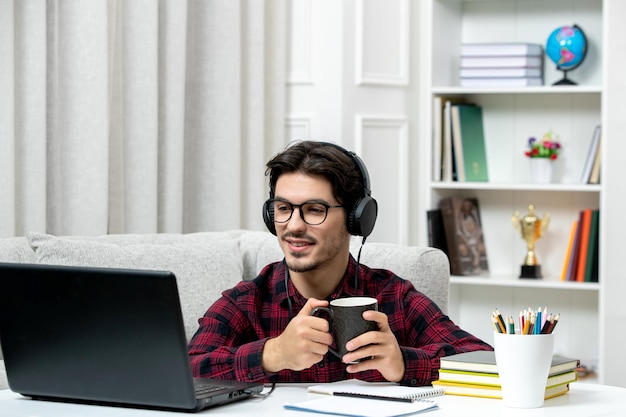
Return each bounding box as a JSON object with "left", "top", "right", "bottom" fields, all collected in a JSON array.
[{"left": 188, "top": 256, "right": 492, "bottom": 386}]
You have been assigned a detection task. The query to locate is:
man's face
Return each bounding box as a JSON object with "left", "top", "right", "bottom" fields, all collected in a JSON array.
[{"left": 273, "top": 172, "right": 350, "bottom": 273}]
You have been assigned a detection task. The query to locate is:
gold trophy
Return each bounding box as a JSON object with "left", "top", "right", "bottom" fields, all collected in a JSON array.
[{"left": 512, "top": 204, "right": 550, "bottom": 279}]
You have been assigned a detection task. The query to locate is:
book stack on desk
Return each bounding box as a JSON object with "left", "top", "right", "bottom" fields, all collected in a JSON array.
[
  {"left": 460, "top": 43, "right": 544, "bottom": 87},
  {"left": 433, "top": 350, "right": 579, "bottom": 400}
]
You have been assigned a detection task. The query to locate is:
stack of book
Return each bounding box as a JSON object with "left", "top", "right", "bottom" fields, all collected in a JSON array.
[
  {"left": 433, "top": 350, "right": 579, "bottom": 400},
  {"left": 460, "top": 43, "right": 544, "bottom": 87},
  {"left": 561, "top": 208, "right": 600, "bottom": 282}
]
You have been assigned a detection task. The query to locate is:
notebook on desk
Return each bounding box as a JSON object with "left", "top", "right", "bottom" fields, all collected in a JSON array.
[{"left": 0, "top": 262, "right": 263, "bottom": 412}]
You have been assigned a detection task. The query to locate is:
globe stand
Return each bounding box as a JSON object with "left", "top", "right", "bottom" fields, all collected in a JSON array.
[{"left": 553, "top": 70, "right": 577, "bottom": 86}]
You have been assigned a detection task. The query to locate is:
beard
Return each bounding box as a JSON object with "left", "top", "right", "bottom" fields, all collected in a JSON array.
[
  {"left": 286, "top": 253, "right": 318, "bottom": 273},
  {"left": 282, "top": 229, "right": 349, "bottom": 273}
]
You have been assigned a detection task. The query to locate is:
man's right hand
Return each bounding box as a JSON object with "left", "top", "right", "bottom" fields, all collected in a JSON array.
[{"left": 261, "top": 298, "right": 333, "bottom": 372}]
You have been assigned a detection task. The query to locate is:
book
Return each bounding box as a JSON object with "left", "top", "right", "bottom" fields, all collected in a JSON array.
[
  {"left": 441, "top": 97, "right": 465, "bottom": 182},
  {"left": 450, "top": 105, "right": 466, "bottom": 181},
  {"left": 451, "top": 104, "right": 488, "bottom": 182},
  {"left": 307, "top": 379, "right": 445, "bottom": 400},
  {"left": 461, "top": 43, "right": 543, "bottom": 57},
  {"left": 443, "top": 100, "right": 455, "bottom": 182},
  {"left": 590, "top": 212, "right": 600, "bottom": 283},
  {"left": 426, "top": 208, "right": 449, "bottom": 256},
  {"left": 438, "top": 197, "right": 488, "bottom": 276},
  {"left": 575, "top": 209, "right": 593, "bottom": 282},
  {"left": 566, "top": 217, "right": 583, "bottom": 281},
  {"left": 432, "top": 380, "right": 570, "bottom": 400},
  {"left": 584, "top": 209, "right": 600, "bottom": 282},
  {"left": 561, "top": 220, "right": 578, "bottom": 281},
  {"left": 284, "top": 395, "right": 438, "bottom": 417},
  {"left": 437, "top": 369, "right": 577, "bottom": 388},
  {"left": 432, "top": 96, "right": 443, "bottom": 181},
  {"left": 439, "top": 350, "right": 580, "bottom": 376},
  {"left": 460, "top": 67, "right": 542, "bottom": 78},
  {"left": 460, "top": 77, "right": 543, "bottom": 87},
  {"left": 580, "top": 125, "right": 602, "bottom": 183},
  {"left": 460, "top": 55, "right": 543, "bottom": 68},
  {"left": 589, "top": 131, "right": 602, "bottom": 184}
]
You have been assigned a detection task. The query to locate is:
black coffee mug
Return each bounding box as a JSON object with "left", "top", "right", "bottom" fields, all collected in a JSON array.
[{"left": 311, "top": 296, "right": 378, "bottom": 362}]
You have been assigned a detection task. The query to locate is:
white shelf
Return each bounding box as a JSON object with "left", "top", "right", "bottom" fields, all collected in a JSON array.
[
  {"left": 432, "top": 86, "right": 602, "bottom": 95},
  {"left": 430, "top": 182, "right": 601, "bottom": 192},
  {"left": 450, "top": 276, "right": 599, "bottom": 291}
]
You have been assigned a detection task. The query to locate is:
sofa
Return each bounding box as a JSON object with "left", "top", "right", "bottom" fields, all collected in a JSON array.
[{"left": 0, "top": 229, "right": 450, "bottom": 391}]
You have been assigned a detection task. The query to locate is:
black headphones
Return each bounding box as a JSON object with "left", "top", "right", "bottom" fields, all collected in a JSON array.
[{"left": 262, "top": 142, "right": 378, "bottom": 237}]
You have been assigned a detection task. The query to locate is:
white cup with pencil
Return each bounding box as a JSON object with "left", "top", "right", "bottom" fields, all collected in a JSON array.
[{"left": 491, "top": 307, "right": 557, "bottom": 408}]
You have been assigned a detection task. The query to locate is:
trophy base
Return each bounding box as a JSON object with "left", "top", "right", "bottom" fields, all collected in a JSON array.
[{"left": 520, "top": 265, "right": 542, "bottom": 279}]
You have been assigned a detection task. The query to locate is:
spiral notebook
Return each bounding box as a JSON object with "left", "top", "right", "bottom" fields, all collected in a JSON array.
[
  {"left": 285, "top": 379, "right": 442, "bottom": 417},
  {"left": 307, "top": 379, "right": 445, "bottom": 401}
]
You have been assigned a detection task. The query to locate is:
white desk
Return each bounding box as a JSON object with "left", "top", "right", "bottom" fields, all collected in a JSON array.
[{"left": 1, "top": 383, "right": 625, "bottom": 417}]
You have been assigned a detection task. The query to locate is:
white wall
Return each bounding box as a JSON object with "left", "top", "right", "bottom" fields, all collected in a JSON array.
[{"left": 285, "top": 0, "right": 421, "bottom": 245}]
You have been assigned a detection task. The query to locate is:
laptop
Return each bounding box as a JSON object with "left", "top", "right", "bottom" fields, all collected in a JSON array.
[{"left": 0, "top": 262, "right": 264, "bottom": 412}]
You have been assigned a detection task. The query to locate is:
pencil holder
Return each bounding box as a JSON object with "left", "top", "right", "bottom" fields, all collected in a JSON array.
[{"left": 493, "top": 332, "right": 554, "bottom": 408}]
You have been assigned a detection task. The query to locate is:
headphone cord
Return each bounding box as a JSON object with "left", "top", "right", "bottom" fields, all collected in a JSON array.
[
  {"left": 284, "top": 262, "right": 293, "bottom": 319},
  {"left": 354, "top": 236, "right": 366, "bottom": 291}
]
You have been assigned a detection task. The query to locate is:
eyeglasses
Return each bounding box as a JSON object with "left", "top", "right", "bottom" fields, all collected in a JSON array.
[{"left": 268, "top": 199, "right": 343, "bottom": 226}]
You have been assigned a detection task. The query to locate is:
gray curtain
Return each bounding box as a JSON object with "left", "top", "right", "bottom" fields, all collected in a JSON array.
[{"left": 0, "top": 0, "right": 286, "bottom": 237}]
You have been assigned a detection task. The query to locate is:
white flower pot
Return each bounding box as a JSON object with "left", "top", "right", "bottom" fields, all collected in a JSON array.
[{"left": 530, "top": 158, "right": 553, "bottom": 183}]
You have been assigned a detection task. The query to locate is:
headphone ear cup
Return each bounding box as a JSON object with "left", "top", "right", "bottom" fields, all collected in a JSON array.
[
  {"left": 262, "top": 200, "right": 277, "bottom": 235},
  {"left": 347, "top": 196, "right": 378, "bottom": 237}
]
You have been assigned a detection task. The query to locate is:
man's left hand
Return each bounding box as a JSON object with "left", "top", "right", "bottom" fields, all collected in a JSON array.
[{"left": 341, "top": 310, "right": 405, "bottom": 383}]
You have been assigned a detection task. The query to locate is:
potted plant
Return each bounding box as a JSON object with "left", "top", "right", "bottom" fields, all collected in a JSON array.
[{"left": 525, "top": 130, "right": 561, "bottom": 183}]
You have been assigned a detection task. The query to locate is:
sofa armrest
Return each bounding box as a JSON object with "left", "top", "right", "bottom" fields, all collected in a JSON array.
[{"left": 354, "top": 241, "right": 450, "bottom": 314}]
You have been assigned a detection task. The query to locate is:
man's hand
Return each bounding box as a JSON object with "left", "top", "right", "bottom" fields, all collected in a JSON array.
[
  {"left": 261, "top": 298, "right": 333, "bottom": 372},
  {"left": 341, "top": 310, "right": 405, "bottom": 383}
]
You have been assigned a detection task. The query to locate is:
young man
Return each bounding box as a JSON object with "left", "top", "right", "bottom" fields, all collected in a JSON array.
[{"left": 188, "top": 141, "right": 492, "bottom": 386}]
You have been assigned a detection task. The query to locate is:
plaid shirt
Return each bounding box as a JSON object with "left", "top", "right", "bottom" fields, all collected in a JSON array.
[{"left": 188, "top": 256, "right": 492, "bottom": 386}]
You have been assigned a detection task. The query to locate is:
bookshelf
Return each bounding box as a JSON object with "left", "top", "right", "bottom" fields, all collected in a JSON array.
[{"left": 418, "top": 0, "right": 625, "bottom": 386}]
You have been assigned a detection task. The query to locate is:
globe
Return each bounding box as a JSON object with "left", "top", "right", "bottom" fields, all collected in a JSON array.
[{"left": 545, "top": 24, "right": 588, "bottom": 85}]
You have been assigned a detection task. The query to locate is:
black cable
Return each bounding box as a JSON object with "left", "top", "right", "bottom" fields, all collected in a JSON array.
[
  {"left": 284, "top": 264, "right": 293, "bottom": 319},
  {"left": 354, "top": 236, "right": 367, "bottom": 291},
  {"left": 248, "top": 382, "right": 276, "bottom": 399}
]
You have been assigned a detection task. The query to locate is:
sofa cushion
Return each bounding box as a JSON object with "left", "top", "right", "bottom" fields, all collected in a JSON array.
[
  {"left": 26, "top": 232, "right": 243, "bottom": 340},
  {"left": 0, "top": 236, "right": 37, "bottom": 263},
  {"left": 235, "top": 230, "right": 284, "bottom": 280}
]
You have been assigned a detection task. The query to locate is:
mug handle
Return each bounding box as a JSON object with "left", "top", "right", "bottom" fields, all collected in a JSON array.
[{"left": 310, "top": 307, "right": 341, "bottom": 358}]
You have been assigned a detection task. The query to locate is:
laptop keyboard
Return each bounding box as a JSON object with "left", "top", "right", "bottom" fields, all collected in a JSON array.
[{"left": 194, "top": 382, "right": 230, "bottom": 397}]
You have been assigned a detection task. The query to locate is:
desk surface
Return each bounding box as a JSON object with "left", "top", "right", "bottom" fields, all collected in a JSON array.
[{"left": 1, "top": 383, "right": 625, "bottom": 417}]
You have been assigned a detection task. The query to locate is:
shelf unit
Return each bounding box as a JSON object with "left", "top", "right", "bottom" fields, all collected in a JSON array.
[
  {"left": 417, "top": 0, "right": 626, "bottom": 385},
  {"left": 450, "top": 276, "right": 599, "bottom": 291}
]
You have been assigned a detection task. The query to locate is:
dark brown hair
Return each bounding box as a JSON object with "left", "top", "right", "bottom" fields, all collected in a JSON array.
[{"left": 265, "top": 141, "right": 363, "bottom": 212}]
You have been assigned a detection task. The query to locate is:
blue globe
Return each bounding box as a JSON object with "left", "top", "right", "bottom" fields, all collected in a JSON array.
[{"left": 546, "top": 25, "right": 587, "bottom": 71}]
